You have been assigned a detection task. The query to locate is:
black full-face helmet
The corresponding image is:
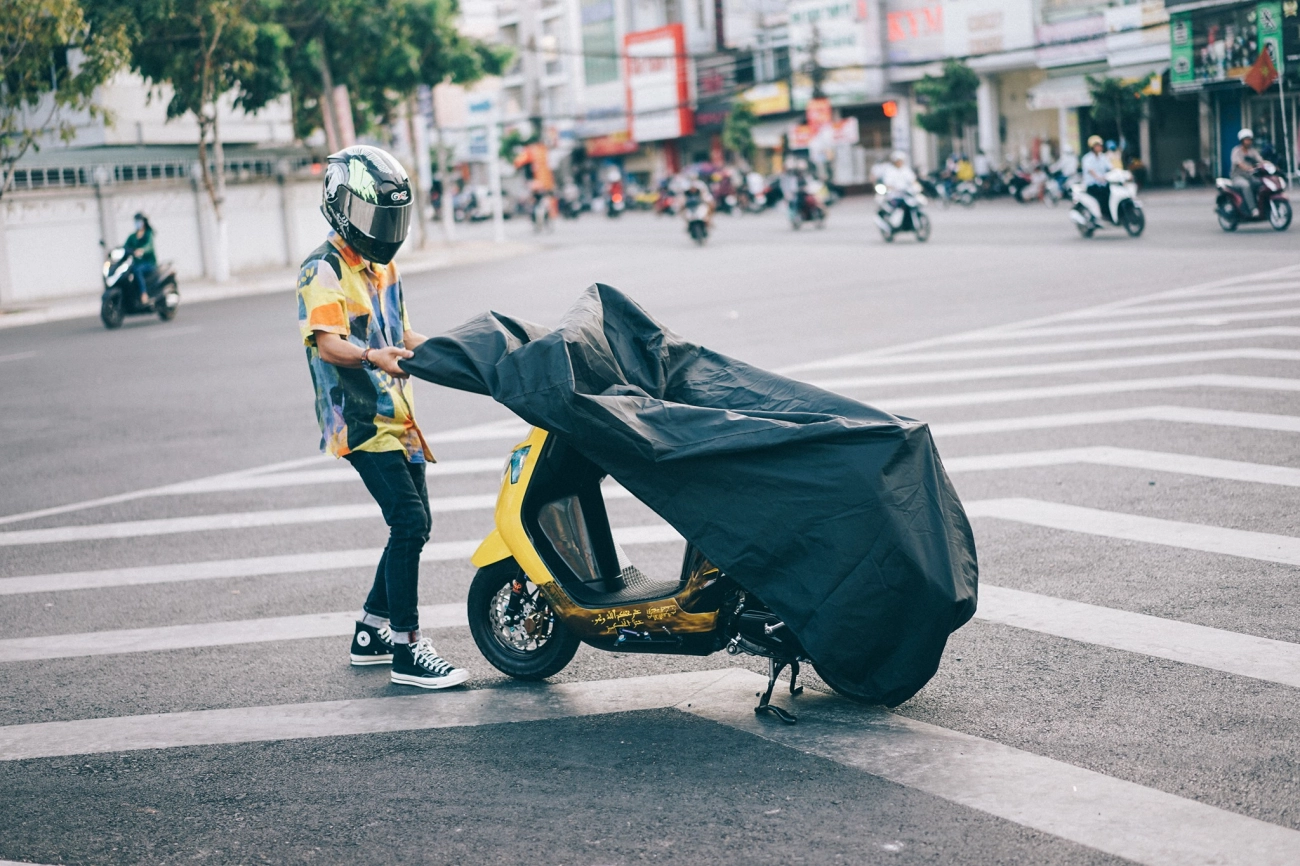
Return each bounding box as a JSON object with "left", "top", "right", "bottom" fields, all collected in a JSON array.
[{"left": 321, "top": 145, "right": 412, "bottom": 265}]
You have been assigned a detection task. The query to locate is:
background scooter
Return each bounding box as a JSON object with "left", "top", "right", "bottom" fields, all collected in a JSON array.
[
  {"left": 874, "top": 186, "right": 931, "bottom": 242},
  {"left": 1215, "top": 162, "right": 1291, "bottom": 232},
  {"left": 1069, "top": 169, "right": 1144, "bottom": 238},
  {"left": 99, "top": 244, "right": 180, "bottom": 329}
]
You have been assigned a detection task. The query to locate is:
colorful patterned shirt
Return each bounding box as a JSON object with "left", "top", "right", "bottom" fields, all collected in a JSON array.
[{"left": 296, "top": 231, "right": 431, "bottom": 462}]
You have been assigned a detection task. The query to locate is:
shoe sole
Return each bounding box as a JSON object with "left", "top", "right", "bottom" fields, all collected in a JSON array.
[
  {"left": 350, "top": 653, "right": 394, "bottom": 666},
  {"left": 390, "top": 669, "right": 470, "bottom": 689}
]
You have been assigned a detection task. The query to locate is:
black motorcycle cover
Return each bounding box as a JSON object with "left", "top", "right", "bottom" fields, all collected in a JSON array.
[{"left": 401, "top": 285, "right": 978, "bottom": 706}]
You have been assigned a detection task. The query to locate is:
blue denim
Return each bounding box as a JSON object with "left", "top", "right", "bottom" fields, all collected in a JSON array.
[
  {"left": 345, "top": 449, "right": 431, "bottom": 633},
  {"left": 130, "top": 260, "right": 156, "bottom": 299}
]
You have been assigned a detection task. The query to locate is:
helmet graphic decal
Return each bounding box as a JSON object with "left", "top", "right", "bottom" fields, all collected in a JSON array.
[
  {"left": 348, "top": 158, "right": 379, "bottom": 203},
  {"left": 324, "top": 161, "right": 348, "bottom": 201}
]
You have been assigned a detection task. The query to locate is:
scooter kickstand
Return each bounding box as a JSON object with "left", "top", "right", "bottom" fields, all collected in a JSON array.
[
  {"left": 755, "top": 658, "right": 797, "bottom": 724},
  {"left": 788, "top": 659, "right": 804, "bottom": 697}
]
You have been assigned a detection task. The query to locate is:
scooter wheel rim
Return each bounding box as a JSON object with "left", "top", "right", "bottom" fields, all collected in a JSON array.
[{"left": 488, "top": 580, "right": 556, "bottom": 653}]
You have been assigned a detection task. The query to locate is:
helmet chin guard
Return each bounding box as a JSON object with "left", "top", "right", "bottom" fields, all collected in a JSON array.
[{"left": 322, "top": 145, "right": 413, "bottom": 264}]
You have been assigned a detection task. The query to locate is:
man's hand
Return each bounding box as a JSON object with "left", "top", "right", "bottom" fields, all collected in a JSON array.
[{"left": 370, "top": 346, "right": 413, "bottom": 378}]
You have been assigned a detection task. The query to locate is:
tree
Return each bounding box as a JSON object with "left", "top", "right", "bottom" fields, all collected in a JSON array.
[
  {"left": 722, "top": 100, "right": 756, "bottom": 166},
  {"left": 1, "top": 0, "right": 128, "bottom": 199},
  {"left": 914, "top": 60, "right": 979, "bottom": 153},
  {"left": 1087, "top": 75, "right": 1146, "bottom": 160},
  {"left": 90, "top": 0, "right": 290, "bottom": 282}
]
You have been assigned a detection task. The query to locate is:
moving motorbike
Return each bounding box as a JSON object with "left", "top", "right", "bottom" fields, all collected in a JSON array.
[
  {"left": 1069, "top": 169, "right": 1144, "bottom": 238},
  {"left": 874, "top": 184, "right": 931, "bottom": 242},
  {"left": 1215, "top": 161, "right": 1291, "bottom": 231},
  {"left": 466, "top": 427, "right": 848, "bottom": 723},
  {"left": 530, "top": 192, "right": 553, "bottom": 233},
  {"left": 683, "top": 195, "right": 710, "bottom": 245},
  {"left": 99, "top": 245, "right": 179, "bottom": 329},
  {"left": 788, "top": 190, "right": 825, "bottom": 230},
  {"left": 605, "top": 181, "right": 625, "bottom": 218}
]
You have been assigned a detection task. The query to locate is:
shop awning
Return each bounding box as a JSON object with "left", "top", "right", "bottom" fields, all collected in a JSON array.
[{"left": 1027, "top": 75, "right": 1093, "bottom": 110}]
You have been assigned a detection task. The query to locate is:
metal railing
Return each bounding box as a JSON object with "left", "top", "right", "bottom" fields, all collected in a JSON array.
[{"left": 7, "top": 154, "right": 319, "bottom": 192}]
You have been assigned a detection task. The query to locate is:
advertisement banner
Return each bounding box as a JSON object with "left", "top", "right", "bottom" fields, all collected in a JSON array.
[
  {"left": 790, "top": 117, "right": 861, "bottom": 149},
  {"left": 1170, "top": 12, "right": 1194, "bottom": 89},
  {"left": 789, "top": 0, "right": 882, "bottom": 106},
  {"left": 885, "top": 0, "right": 945, "bottom": 64},
  {"left": 1174, "top": 2, "right": 1286, "bottom": 89},
  {"left": 585, "top": 130, "right": 638, "bottom": 157},
  {"left": 943, "top": 0, "right": 1034, "bottom": 59},
  {"left": 742, "top": 82, "right": 792, "bottom": 116},
  {"left": 625, "top": 24, "right": 693, "bottom": 143}
]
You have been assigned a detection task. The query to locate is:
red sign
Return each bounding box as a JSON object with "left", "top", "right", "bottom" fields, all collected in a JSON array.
[
  {"left": 806, "top": 98, "right": 832, "bottom": 127},
  {"left": 585, "top": 130, "right": 638, "bottom": 157},
  {"left": 882, "top": 100, "right": 899, "bottom": 118},
  {"left": 625, "top": 24, "right": 693, "bottom": 142}
]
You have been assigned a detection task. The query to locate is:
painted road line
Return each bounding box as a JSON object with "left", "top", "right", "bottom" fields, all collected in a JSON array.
[
  {"left": 1068, "top": 291, "right": 1300, "bottom": 318},
  {"left": 0, "top": 485, "right": 639, "bottom": 547},
  {"left": 0, "top": 524, "right": 679, "bottom": 596},
  {"left": 967, "top": 498, "right": 1300, "bottom": 566},
  {"left": 977, "top": 585, "right": 1300, "bottom": 689},
  {"left": 945, "top": 447, "right": 1300, "bottom": 486},
  {"left": 807, "top": 348, "right": 1300, "bottom": 391},
  {"left": 0, "top": 418, "right": 527, "bottom": 528},
  {"left": 0, "top": 605, "right": 467, "bottom": 663},
  {"left": 930, "top": 405, "right": 1300, "bottom": 438},
  {"left": 0, "top": 351, "right": 37, "bottom": 364},
  {"left": 781, "top": 327, "right": 1300, "bottom": 374},
  {"left": 941, "top": 306, "right": 1300, "bottom": 341},
  {"left": 8, "top": 580, "right": 1298, "bottom": 693},
  {"left": 164, "top": 457, "right": 505, "bottom": 495},
  {"left": 0, "top": 669, "right": 739, "bottom": 762},
  {"left": 686, "top": 674, "right": 1300, "bottom": 866},
  {"left": 871, "top": 374, "right": 1300, "bottom": 410}
]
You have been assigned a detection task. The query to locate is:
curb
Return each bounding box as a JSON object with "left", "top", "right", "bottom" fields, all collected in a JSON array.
[{"left": 0, "top": 240, "right": 539, "bottom": 331}]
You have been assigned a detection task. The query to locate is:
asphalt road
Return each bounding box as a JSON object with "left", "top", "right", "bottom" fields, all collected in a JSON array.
[{"left": 1, "top": 190, "right": 1298, "bottom": 865}]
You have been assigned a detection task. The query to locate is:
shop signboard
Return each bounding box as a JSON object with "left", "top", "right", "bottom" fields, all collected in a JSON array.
[
  {"left": 742, "top": 82, "right": 792, "bottom": 116},
  {"left": 585, "top": 130, "right": 638, "bottom": 157},
  {"left": 789, "top": 117, "right": 861, "bottom": 149},
  {"left": 943, "top": 0, "right": 1034, "bottom": 59},
  {"left": 1170, "top": 1, "right": 1286, "bottom": 91},
  {"left": 884, "top": 0, "right": 945, "bottom": 64},
  {"left": 788, "top": 0, "right": 883, "bottom": 106},
  {"left": 624, "top": 24, "right": 693, "bottom": 142}
]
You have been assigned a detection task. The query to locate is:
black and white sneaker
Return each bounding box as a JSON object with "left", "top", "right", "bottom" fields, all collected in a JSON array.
[
  {"left": 391, "top": 638, "right": 470, "bottom": 689},
  {"left": 350, "top": 621, "right": 394, "bottom": 666}
]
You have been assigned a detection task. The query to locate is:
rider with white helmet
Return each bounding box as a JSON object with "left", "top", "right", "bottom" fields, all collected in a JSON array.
[{"left": 1231, "top": 128, "right": 1263, "bottom": 216}]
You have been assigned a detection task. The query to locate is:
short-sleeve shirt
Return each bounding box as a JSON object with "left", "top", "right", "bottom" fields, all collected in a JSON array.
[{"left": 296, "top": 231, "right": 432, "bottom": 462}]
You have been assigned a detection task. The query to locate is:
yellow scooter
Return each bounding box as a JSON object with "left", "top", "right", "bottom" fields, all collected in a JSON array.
[{"left": 466, "top": 427, "right": 850, "bottom": 722}]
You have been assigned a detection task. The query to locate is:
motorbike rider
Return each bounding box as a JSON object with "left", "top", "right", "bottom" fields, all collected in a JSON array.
[
  {"left": 1082, "top": 135, "right": 1112, "bottom": 222},
  {"left": 679, "top": 174, "right": 715, "bottom": 224},
  {"left": 1231, "top": 128, "right": 1263, "bottom": 217},
  {"left": 880, "top": 150, "right": 919, "bottom": 201},
  {"left": 123, "top": 212, "right": 156, "bottom": 305},
  {"left": 297, "top": 144, "right": 469, "bottom": 691}
]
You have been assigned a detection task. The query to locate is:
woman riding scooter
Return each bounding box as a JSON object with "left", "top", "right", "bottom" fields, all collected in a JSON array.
[
  {"left": 1082, "top": 136, "right": 1111, "bottom": 221},
  {"left": 124, "top": 213, "right": 157, "bottom": 305}
]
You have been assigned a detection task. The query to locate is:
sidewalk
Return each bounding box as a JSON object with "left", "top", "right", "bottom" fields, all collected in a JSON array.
[{"left": 0, "top": 239, "right": 539, "bottom": 331}]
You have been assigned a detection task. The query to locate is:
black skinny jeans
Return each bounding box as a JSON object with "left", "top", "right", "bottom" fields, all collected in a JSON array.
[{"left": 345, "top": 450, "right": 432, "bottom": 634}]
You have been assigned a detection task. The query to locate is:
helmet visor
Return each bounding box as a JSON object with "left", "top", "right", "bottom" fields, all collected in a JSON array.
[{"left": 341, "top": 189, "right": 411, "bottom": 243}]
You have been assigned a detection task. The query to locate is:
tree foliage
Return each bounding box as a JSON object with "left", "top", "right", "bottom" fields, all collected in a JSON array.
[
  {"left": 722, "top": 100, "right": 756, "bottom": 165},
  {"left": 1086, "top": 75, "right": 1146, "bottom": 156},
  {"left": 1, "top": 0, "right": 129, "bottom": 196},
  {"left": 914, "top": 60, "right": 979, "bottom": 143},
  {"left": 278, "top": 0, "right": 509, "bottom": 142}
]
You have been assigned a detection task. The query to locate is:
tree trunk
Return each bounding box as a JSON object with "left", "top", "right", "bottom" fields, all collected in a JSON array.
[
  {"left": 403, "top": 95, "right": 428, "bottom": 250},
  {"left": 314, "top": 41, "right": 341, "bottom": 153},
  {"left": 210, "top": 105, "right": 231, "bottom": 283}
]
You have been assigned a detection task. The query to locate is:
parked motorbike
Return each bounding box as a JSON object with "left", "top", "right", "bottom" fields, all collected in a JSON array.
[
  {"left": 874, "top": 185, "right": 931, "bottom": 242},
  {"left": 99, "top": 245, "right": 179, "bottom": 329},
  {"left": 1069, "top": 169, "right": 1144, "bottom": 238},
  {"left": 1215, "top": 161, "right": 1291, "bottom": 232},
  {"left": 788, "top": 190, "right": 825, "bottom": 230},
  {"left": 684, "top": 198, "right": 710, "bottom": 245},
  {"left": 466, "top": 428, "right": 851, "bottom": 723}
]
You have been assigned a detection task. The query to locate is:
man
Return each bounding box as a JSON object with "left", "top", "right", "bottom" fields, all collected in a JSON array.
[
  {"left": 879, "top": 151, "right": 918, "bottom": 196},
  {"left": 296, "top": 144, "right": 469, "bottom": 690},
  {"left": 1230, "top": 128, "right": 1263, "bottom": 217},
  {"left": 1082, "top": 135, "right": 1112, "bottom": 222}
]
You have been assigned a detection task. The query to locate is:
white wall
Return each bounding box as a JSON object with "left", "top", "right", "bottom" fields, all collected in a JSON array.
[{"left": 0, "top": 178, "right": 329, "bottom": 305}]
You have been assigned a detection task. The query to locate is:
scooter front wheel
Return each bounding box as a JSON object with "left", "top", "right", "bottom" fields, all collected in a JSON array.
[
  {"left": 914, "top": 212, "right": 931, "bottom": 242},
  {"left": 468, "top": 558, "right": 580, "bottom": 680},
  {"left": 100, "top": 293, "right": 124, "bottom": 329},
  {"left": 813, "top": 661, "right": 882, "bottom": 706},
  {"left": 1269, "top": 200, "right": 1292, "bottom": 231}
]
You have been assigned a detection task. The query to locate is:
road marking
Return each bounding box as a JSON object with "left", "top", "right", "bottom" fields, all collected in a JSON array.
[
  {"left": 0, "top": 604, "right": 468, "bottom": 663},
  {"left": 945, "top": 446, "right": 1300, "bottom": 486},
  {"left": 163, "top": 457, "right": 505, "bottom": 495},
  {"left": 931, "top": 405, "right": 1300, "bottom": 437},
  {"left": 7, "top": 581, "right": 1298, "bottom": 693},
  {"left": 806, "top": 348, "right": 1300, "bottom": 391},
  {"left": 1069, "top": 291, "right": 1300, "bottom": 319},
  {"left": 0, "top": 666, "right": 1293, "bottom": 866},
  {"left": 967, "top": 498, "right": 1300, "bottom": 566},
  {"left": 781, "top": 327, "right": 1300, "bottom": 374},
  {"left": 977, "top": 585, "right": 1300, "bottom": 689},
  {"left": 686, "top": 674, "right": 1300, "bottom": 866},
  {"left": 0, "top": 524, "right": 679, "bottom": 595},
  {"left": 867, "top": 374, "right": 1300, "bottom": 410},
  {"left": 940, "top": 306, "right": 1300, "bottom": 341},
  {"left": 0, "top": 351, "right": 37, "bottom": 364},
  {"left": 0, "top": 669, "right": 740, "bottom": 762}
]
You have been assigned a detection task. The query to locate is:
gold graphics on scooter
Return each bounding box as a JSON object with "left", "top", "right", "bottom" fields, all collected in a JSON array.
[{"left": 466, "top": 427, "right": 844, "bottom": 723}]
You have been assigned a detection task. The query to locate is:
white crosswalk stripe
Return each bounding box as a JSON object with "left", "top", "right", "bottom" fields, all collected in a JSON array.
[
  {"left": 941, "top": 306, "right": 1300, "bottom": 340},
  {"left": 931, "top": 405, "right": 1300, "bottom": 437},
  {"left": 878, "top": 374, "right": 1300, "bottom": 409}
]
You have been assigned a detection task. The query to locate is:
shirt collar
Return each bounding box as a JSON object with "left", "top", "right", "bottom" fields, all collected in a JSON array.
[{"left": 327, "top": 231, "right": 368, "bottom": 273}]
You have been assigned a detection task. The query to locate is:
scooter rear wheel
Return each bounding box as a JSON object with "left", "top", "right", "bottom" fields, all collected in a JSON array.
[
  {"left": 468, "top": 558, "right": 581, "bottom": 680},
  {"left": 914, "top": 212, "right": 931, "bottom": 242}
]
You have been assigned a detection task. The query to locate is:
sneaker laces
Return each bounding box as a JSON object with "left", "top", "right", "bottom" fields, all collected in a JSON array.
[
  {"left": 409, "top": 638, "right": 456, "bottom": 677},
  {"left": 376, "top": 625, "right": 393, "bottom": 645}
]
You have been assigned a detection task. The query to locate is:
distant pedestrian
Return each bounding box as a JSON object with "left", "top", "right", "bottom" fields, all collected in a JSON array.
[{"left": 296, "top": 144, "right": 469, "bottom": 690}]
